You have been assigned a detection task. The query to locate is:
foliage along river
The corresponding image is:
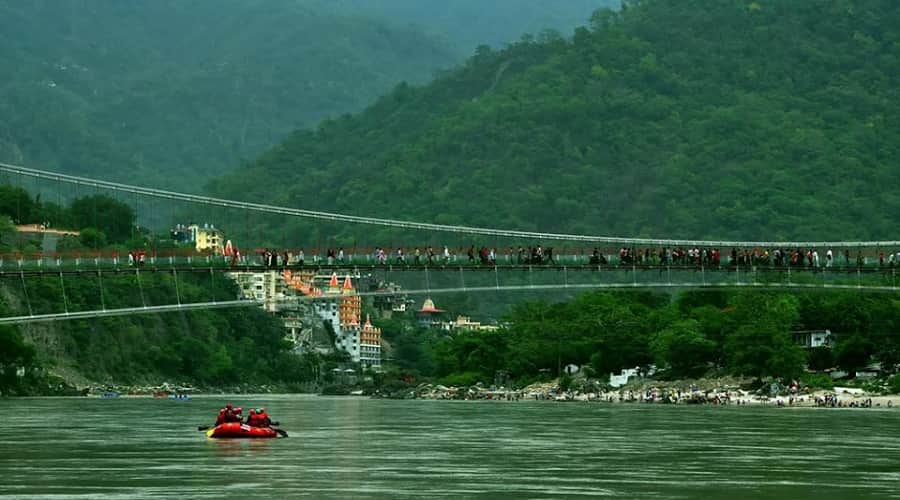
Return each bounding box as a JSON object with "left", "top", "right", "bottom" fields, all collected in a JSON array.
[{"left": 0, "top": 395, "right": 898, "bottom": 499}]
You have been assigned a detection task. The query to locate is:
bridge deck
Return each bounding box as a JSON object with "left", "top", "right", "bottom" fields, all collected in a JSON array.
[{"left": 0, "top": 263, "right": 896, "bottom": 278}]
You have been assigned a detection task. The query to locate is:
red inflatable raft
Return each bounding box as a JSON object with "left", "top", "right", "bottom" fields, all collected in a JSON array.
[{"left": 206, "top": 422, "right": 280, "bottom": 439}]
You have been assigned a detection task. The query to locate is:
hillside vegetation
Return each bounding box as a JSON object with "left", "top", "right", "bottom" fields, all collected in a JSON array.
[
  {"left": 0, "top": 185, "right": 320, "bottom": 394},
  {"left": 209, "top": 0, "right": 900, "bottom": 243},
  {"left": 0, "top": 0, "right": 458, "bottom": 187},
  {"left": 0, "top": 0, "right": 608, "bottom": 189},
  {"left": 385, "top": 290, "right": 900, "bottom": 386}
]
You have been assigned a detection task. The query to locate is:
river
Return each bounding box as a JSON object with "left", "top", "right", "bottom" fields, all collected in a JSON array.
[{"left": 0, "top": 396, "right": 897, "bottom": 499}]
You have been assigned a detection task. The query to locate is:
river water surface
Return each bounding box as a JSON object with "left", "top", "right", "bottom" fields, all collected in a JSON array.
[{"left": 1, "top": 396, "right": 898, "bottom": 499}]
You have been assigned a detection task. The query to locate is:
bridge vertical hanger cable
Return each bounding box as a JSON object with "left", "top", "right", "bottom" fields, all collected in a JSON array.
[
  {"left": 16, "top": 170, "right": 23, "bottom": 248},
  {"left": 57, "top": 173, "right": 63, "bottom": 228},
  {"left": 19, "top": 272, "right": 34, "bottom": 317},
  {"left": 97, "top": 270, "right": 106, "bottom": 311},
  {"left": 131, "top": 187, "right": 137, "bottom": 243},
  {"left": 209, "top": 268, "right": 216, "bottom": 304},
  {"left": 173, "top": 269, "right": 182, "bottom": 305},
  {"left": 91, "top": 185, "right": 97, "bottom": 253},
  {"left": 58, "top": 271, "right": 69, "bottom": 315},
  {"left": 135, "top": 269, "right": 147, "bottom": 308}
]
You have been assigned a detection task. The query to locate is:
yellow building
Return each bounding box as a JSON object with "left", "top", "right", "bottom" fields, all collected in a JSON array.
[{"left": 189, "top": 224, "right": 224, "bottom": 255}]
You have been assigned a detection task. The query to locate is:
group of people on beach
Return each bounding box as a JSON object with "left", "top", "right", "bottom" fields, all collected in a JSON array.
[
  {"left": 813, "top": 395, "right": 887, "bottom": 408},
  {"left": 214, "top": 403, "right": 273, "bottom": 427}
]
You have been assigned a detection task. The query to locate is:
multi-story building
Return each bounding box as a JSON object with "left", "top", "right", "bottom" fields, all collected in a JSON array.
[
  {"left": 282, "top": 316, "right": 305, "bottom": 349},
  {"left": 192, "top": 224, "right": 223, "bottom": 254},
  {"left": 416, "top": 298, "right": 446, "bottom": 328},
  {"left": 172, "top": 223, "right": 225, "bottom": 255},
  {"left": 227, "top": 270, "right": 280, "bottom": 306},
  {"left": 281, "top": 270, "right": 381, "bottom": 368},
  {"left": 359, "top": 315, "right": 382, "bottom": 368}
]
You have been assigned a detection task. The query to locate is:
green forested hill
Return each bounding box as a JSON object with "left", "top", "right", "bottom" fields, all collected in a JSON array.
[
  {"left": 0, "top": 0, "right": 610, "bottom": 189},
  {"left": 0, "top": 0, "right": 459, "bottom": 187},
  {"left": 209, "top": 0, "right": 900, "bottom": 243}
]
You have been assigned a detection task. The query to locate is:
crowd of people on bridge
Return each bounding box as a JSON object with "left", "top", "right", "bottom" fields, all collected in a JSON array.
[
  {"left": 614, "top": 246, "right": 898, "bottom": 268},
  {"left": 48, "top": 243, "right": 899, "bottom": 271},
  {"left": 247, "top": 244, "right": 900, "bottom": 269}
]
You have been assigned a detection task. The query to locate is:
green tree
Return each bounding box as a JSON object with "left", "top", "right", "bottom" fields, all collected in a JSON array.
[
  {"left": 725, "top": 323, "right": 806, "bottom": 381},
  {"left": 0, "top": 215, "right": 13, "bottom": 240},
  {"left": 0, "top": 325, "right": 36, "bottom": 395},
  {"left": 78, "top": 228, "right": 108, "bottom": 249},
  {"left": 806, "top": 347, "right": 835, "bottom": 371},
  {"left": 724, "top": 293, "right": 805, "bottom": 380},
  {"left": 69, "top": 195, "right": 135, "bottom": 243},
  {"left": 834, "top": 334, "right": 874, "bottom": 373},
  {"left": 651, "top": 319, "right": 716, "bottom": 378},
  {"left": 0, "top": 186, "right": 35, "bottom": 224}
]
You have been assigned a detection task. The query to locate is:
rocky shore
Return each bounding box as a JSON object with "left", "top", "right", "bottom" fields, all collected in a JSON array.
[
  {"left": 377, "top": 377, "right": 898, "bottom": 409},
  {"left": 75, "top": 381, "right": 318, "bottom": 397}
]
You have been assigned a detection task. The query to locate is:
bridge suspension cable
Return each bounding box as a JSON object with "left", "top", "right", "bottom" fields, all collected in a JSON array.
[
  {"left": 1, "top": 161, "right": 897, "bottom": 248},
  {"left": 0, "top": 299, "right": 262, "bottom": 325}
]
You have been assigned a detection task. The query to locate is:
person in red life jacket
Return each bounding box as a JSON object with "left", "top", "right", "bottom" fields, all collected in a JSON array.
[
  {"left": 244, "top": 408, "right": 258, "bottom": 426},
  {"left": 257, "top": 408, "right": 272, "bottom": 427},
  {"left": 215, "top": 403, "right": 234, "bottom": 425},
  {"left": 219, "top": 403, "right": 242, "bottom": 424}
]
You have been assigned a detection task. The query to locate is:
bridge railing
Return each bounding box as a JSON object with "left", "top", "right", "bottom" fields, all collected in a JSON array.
[{"left": 0, "top": 251, "right": 897, "bottom": 272}]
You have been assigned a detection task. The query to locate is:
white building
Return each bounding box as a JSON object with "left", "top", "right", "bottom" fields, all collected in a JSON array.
[
  {"left": 227, "top": 270, "right": 382, "bottom": 367},
  {"left": 227, "top": 270, "right": 283, "bottom": 311},
  {"left": 284, "top": 271, "right": 381, "bottom": 368},
  {"left": 793, "top": 330, "right": 833, "bottom": 348}
]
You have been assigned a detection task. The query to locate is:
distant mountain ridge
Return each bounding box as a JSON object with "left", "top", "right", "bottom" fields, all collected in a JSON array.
[
  {"left": 0, "top": 0, "right": 462, "bottom": 188},
  {"left": 207, "top": 0, "right": 900, "bottom": 243},
  {"left": 0, "top": 0, "right": 611, "bottom": 189}
]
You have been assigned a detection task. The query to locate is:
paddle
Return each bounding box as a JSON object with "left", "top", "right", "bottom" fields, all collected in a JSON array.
[
  {"left": 198, "top": 423, "right": 284, "bottom": 432},
  {"left": 273, "top": 428, "right": 289, "bottom": 438}
]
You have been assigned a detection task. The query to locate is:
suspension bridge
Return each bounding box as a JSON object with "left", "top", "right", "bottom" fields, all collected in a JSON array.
[{"left": 0, "top": 161, "right": 898, "bottom": 325}]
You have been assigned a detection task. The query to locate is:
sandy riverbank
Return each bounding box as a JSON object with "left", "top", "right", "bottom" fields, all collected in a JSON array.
[{"left": 405, "top": 380, "right": 899, "bottom": 409}]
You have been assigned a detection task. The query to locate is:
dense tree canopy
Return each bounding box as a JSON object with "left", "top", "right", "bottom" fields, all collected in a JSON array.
[
  {"left": 394, "top": 289, "right": 900, "bottom": 387},
  {"left": 210, "top": 0, "right": 900, "bottom": 244},
  {"left": 69, "top": 195, "right": 136, "bottom": 243},
  {"left": 0, "top": 270, "right": 313, "bottom": 388}
]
